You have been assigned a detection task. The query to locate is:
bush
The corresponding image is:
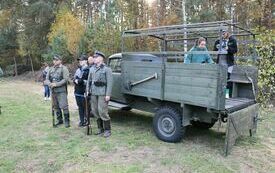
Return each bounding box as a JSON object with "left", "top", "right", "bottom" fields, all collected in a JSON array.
[{"left": 256, "top": 29, "right": 275, "bottom": 107}]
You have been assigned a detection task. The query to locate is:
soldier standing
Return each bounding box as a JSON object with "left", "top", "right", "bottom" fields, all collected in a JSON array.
[
  {"left": 45, "top": 55, "right": 71, "bottom": 128},
  {"left": 87, "top": 51, "right": 113, "bottom": 137}
]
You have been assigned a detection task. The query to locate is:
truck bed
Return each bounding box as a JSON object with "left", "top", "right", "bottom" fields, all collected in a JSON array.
[{"left": 225, "top": 98, "right": 256, "bottom": 113}]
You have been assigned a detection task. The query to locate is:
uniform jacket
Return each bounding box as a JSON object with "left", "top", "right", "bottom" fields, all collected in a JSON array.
[
  {"left": 87, "top": 64, "right": 113, "bottom": 96},
  {"left": 45, "top": 64, "right": 69, "bottom": 93},
  {"left": 184, "top": 47, "right": 214, "bottom": 64},
  {"left": 214, "top": 36, "right": 237, "bottom": 66},
  {"left": 73, "top": 65, "right": 89, "bottom": 96}
]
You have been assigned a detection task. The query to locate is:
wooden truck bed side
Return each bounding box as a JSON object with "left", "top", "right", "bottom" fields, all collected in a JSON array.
[
  {"left": 121, "top": 61, "right": 163, "bottom": 99},
  {"left": 121, "top": 58, "right": 228, "bottom": 111},
  {"left": 164, "top": 63, "right": 227, "bottom": 110}
]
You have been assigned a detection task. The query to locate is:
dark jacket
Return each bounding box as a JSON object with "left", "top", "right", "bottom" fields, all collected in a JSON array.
[
  {"left": 214, "top": 35, "right": 237, "bottom": 66},
  {"left": 73, "top": 65, "right": 90, "bottom": 96}
]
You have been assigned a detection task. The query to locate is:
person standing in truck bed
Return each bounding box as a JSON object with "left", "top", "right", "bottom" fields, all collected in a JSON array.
[{"left": 184, "top": 37, "right": 214, "bottom": 64}]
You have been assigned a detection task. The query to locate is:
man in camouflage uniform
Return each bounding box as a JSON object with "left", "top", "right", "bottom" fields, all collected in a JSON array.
[
  {"left": 87, "top": 51, "right": 113, "bottom": 137},
  {"left": 45, "top": 55, "right": 71, "bottom": 128}
]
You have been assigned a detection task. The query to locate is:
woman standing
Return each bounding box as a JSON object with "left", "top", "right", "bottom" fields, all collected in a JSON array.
[
  {"left": 184, "top": 37, "right": 214, "bottom": 64},
  {"left": 42, "top": 63, "right": 50, "bottom": 101}
]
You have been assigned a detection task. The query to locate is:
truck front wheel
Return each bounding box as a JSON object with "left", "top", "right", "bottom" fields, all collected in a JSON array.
[{"left": 153, "top": 106, "right": 185, "bottom": 142}]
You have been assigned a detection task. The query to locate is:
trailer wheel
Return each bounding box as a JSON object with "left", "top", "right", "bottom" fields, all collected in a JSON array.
[
  {"left": 191, "top": 121, "right": 215, "bottom": 129},
  {"left": 153, "top": 106, "right": 185, "bottom": 142}
]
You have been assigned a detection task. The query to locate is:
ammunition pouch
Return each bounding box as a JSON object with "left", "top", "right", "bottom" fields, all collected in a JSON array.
[{"left": 94, "top": 81, "right": 106, "bottom": 87}]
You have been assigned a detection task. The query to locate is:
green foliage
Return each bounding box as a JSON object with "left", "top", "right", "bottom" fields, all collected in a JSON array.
[
  {"left": 0, "top": 0, "right": 273, "bottom": 70},
  {"left": 42, "top": 31, "right": 71, "bottom": 63},
  {"left": 48, "top": 7, "right": 85, "bottom": 60},
  {"left": 256, "top": 29, "right": 275, "bottom": 106},
  {"left": 0, "top": 25, "right": 18, "bottom": 69},
  {"left": 17, "top": 0, "right": 55, "bottom": 68},
  {"left": 85, "top": 21, "right": 121, "bottom": 56},
  {"left": 79, "top": 1, "right": 122, "bottom": 57}
]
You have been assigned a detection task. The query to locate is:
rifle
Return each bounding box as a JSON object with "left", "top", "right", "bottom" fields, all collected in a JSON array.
[
  {"left": 85, "top": 93, "right": 92, "bottom": 135},
  {"left": 51, "top": 94, "right": 57, "bottom": 128}
]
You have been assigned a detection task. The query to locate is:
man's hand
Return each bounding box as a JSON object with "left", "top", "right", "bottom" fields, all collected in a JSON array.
[
  {"left": 74, "top": 79, "right": 78, "bottom": 84},
  {"left": 50, "top": 83, "right": 57, "bottom": 88},
  {"left": 105, "top": 96, "right": 110, "bottom": 102}
]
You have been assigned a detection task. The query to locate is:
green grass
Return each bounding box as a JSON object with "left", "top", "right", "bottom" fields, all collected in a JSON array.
[{"left": 0, "top": 79, "right": 274, "bottom": 173}]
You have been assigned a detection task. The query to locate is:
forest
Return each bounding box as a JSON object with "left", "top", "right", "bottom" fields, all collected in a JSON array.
[{"left": 0, "top": 0, "right": 274, "bottom": 104}]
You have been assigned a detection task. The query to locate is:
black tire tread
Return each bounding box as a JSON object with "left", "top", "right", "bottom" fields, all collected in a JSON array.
[{"left": 153, "top": 106, "right": 185, "bottom": 142}]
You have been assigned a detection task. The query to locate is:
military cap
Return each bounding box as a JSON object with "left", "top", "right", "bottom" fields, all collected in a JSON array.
[
  {"left": 77, "top": 54, "right": 88, "bottom": 61},
  {"left": 93, "top": 51, "right": 106, "bottom": 59},
  {"left": 222, "top": 29, "right": 228, "bottom": 33},
  {"left": 53, "top": 54, "right": 62, "bottom": 60}
]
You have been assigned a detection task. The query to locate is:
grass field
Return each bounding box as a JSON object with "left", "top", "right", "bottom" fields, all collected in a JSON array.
[{"left": 0, "top": 79, "right": 274, "bottom": 173}]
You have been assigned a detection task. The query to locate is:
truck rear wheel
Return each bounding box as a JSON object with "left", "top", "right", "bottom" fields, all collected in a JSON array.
[
  {"left": 153, "top": 106, "right": 185, "bottom": 142},
  {"left": 191, "top": 121, "right": 215, "bottom": 129}
]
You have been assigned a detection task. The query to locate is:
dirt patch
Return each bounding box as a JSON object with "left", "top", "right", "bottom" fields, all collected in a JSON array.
[
  {"left": 16, "top": 158, "right": 41, "bottom": 173},
  {"left": 88, "top": 146, "right": 154, "bottom": 164}
]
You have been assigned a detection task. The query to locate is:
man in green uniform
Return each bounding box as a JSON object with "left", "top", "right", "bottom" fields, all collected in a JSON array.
[
  {"left": 87, "top": 51, "right": 113, "bottom": 137},
  {"left": 45, "top": 55, "right": 71, "bottom": 128}
]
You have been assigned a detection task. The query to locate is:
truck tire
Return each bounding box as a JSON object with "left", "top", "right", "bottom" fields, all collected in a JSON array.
[
  {"left": 191, "top": 121, "right": 215, "bottom": 129},
  {"left": 153, "top": 106, "right": 185, "bottom": 142}
]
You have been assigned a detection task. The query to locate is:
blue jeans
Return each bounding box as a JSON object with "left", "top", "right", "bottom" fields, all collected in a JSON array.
[{"left": 44, "top": 85, "right": 50, "bottom": 98}]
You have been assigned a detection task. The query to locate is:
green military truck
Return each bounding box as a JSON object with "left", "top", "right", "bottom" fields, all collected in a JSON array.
[{"left": 108, "top": 21, "right": 259, "bottom": 155}]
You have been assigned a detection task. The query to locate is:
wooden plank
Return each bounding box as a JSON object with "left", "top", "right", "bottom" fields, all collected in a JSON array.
[
  {"left": 121, "top": 61, "right": 162, "bottom": 99},
  {"left": 164, "top": 63, "right": 226, "bottom": 110},
  {"left": 217, "top": 65, "right": 227, "bottom": 110},
  {"left": 164, "top": 84, "right": 217, "bottom": 97},
  {"left": 165, "top": 69, "right": 220, "bottom": 78},
  {"left": 164, "top": 92, "right": 217, "bottom": 108},
  {"left": 127, "top": 70, "right": 161, "bottom": 76},
  {"left": 127, "top": 73, "right": 161, "bottom": 80},
  {"left": 225, "top": 98, "right": 255, "bottom": 111},
  {"left": 165, "top": 76, "right": 218, "bottom": 88},
  {"left": 123, "top": 61, "right": 162, "bottom": 68},
  {"left": 165, "top": 63, "right": 220, "bottom": 70}
]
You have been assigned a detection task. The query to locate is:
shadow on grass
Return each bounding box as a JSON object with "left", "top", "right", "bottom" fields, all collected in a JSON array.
[
  {"left": 109, "top": 109, "right": 226, "bottom": 152},
  {"left": 110, "top": 109, "right": 152, "bottom": 126}
]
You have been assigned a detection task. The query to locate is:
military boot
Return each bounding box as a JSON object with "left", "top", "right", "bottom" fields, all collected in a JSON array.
[
  {"left": 64, "top": 113, "right": 70, "bottom": 128},
  {"left": 103, "top": 120, "right": 111, "bottom": 138},
  {"left": 56, "top": 111, "right": 63, "bottom": 125},
  {"left": 94, "top": 118, "right": 104, "bottom": 135}
]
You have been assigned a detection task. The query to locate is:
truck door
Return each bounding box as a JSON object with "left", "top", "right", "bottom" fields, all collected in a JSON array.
[{"left": 108, "top": 56, "right": 127, "bottom": 103}]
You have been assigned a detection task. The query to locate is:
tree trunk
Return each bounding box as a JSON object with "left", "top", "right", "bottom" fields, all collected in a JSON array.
[
  {"left": 13, "top": 56, "right": 18, "bottom": 76},
  {"left": 28, "top": 52, "right": 35, "bottom": 76}
]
